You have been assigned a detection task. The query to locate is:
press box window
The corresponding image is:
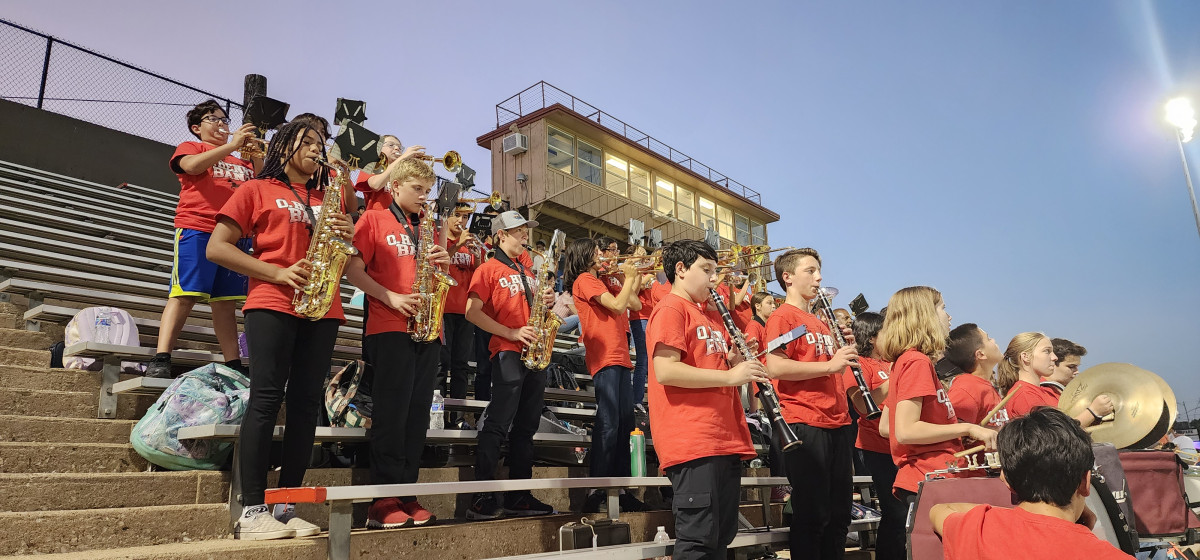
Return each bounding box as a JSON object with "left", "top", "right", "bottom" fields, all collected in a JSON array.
[
  {"left": 717, "top": 205, "right": 734, "bottom": 241},
  {"left": 751, "top": 220, "right": 766, "bottom": 246},
  {"left": 675, "top": 185, "right": 695, "bottom": 225},
  {"left": 735, "top": 214, "right": 751, "bottom": 246},
  {"left": 548, "top": 126, "right": 574, "bottom": 174},
  {"left": 698, "top": 197, "right": 716, "bottom": 232},
  {"left": 655, "top": 178, "right": 675, "bottom": 217},
  {"left": 605, "top": 154, "right": 629, "bottom": 197},
  {"left": 630, "top": 164, "right": 651, "bottom": 207},
  {"left": 578, "top": 140, "right": 602, "bottom": 185}
]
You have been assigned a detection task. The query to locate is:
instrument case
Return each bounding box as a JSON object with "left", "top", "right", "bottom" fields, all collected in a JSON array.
[
  {"left": 1118, "top": 450, "right": 1200, "bottom": 538},
  {"left": 558, "top": 517, "right": 631, "bottom": 550}
]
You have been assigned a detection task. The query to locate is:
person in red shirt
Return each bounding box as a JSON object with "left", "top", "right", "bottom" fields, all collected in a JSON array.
[
  {"left": 763, "top": 248, "right": 858, "bottom": 559},
  {"left": 463, "top": 210, "right": 556, "bottom": 520},
  {"left": 998, "top": 333, "right": 1112, "bottom": 425},
  {"left": 647, "top": 239, "right": 765, "bottom": 560},
  {"left": 877, "top": 287, "right": 997, "bottom": 506},
  {"left": 440, "top": 201, "right": 483, "bottom": 429},
  {"left": 562, "top": 238, "right": 645, "bottom": 513},
  {"left": 943, "top": 323, "right": 1007, "bottom": 428},
  {"left": 344, "top": 158, "right": 448, "bottom": 529},
  {"left": 353, "top": 135, "right": 425, "bottom": 213},
  {"left": 931, "top": 407, "right": 1132, "bottom": 560},
  {"left": 716, "top": 274, "right": 754, "bottom": 332},
  {"left": 148, "top": 100, "right": 259, "bottom": 379},
  {"left": 629, "top": 248, "right": 662, "bottom": 414},
  {"left": 207, "top": 119, "right": 352, "bottom": 541}
]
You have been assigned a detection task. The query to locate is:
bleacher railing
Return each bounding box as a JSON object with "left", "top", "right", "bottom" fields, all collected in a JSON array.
[
  {"left": 0, "top": 19, "right": 243, "bottom": 146},
  {"left": 495, "top": 81, "right": 763, "bottom": 206}
]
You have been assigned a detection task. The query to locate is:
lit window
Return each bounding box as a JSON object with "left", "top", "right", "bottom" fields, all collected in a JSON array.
[
  {"left": 605, "top": 155, "right": 628, "bottom": 196},
  {"left": 547, "top": 126, "right": 574, "bottom": 174},
  {"left": 675, "top": 185, "right": 694, "bottom": 225},
  {"left": 630, "top": 164, "right": 651, "bottom": 207},
  {"left": 698, "top": 197, "right": 716, "bottom": 231},
  {"left": 735, "top": 214, "right": 751, "bottom": 246},
  {"left": 717, "top": 205, "right": 734, "bottom": 241},
  {"left": 655, "top": 177, "right": 675, "bottom": 216},
  {"left": 577, "top": 140, "right": 602, "bottom": 185}
]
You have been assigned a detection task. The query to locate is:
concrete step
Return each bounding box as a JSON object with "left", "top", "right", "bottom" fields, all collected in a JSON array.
[
  {"left": 0, "top": 471, "right": 229, "bottom": 512},
  {"left": 0, "top": 414, "right": 134, "bottom": 444},
  {"left": 0, "top": 345, "right": 51, "bottom": 368},
  {"left": 0, "top": 313, "right": 18, "bottom": 330},
  {"left": 0, "top": 385, "right": 154, "bottom": 420},
  {"left": 0, "top": 327, "right": 54, "bottom": 350},
  {"left": 5, "top": 539, "right": 322, "bottom": 560},
  {"left": 0, "top": 365, "right": 99, "bottom": 392},
  {"left": 0, "top": 502, "right": 229, "bottom": 555},
  {"left": 0, "top": 441, "right": 148, "bottom": 473}
]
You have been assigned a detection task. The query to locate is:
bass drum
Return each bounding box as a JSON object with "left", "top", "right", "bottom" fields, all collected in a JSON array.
[{"left": 1085, "top": 478, "right": 1139, "bottom": 555}]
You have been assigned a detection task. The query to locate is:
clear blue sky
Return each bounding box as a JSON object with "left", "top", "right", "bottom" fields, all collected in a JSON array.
[{"left": 5, "top": 1, "right": 1200, "bottom": 416}]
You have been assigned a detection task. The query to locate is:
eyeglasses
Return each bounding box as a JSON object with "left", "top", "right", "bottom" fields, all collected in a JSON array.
[
  {"left": 203, "top": 116, "right": 232, "bottom": 125},
  {"left": 382, "top": 141, "right": 403, "bottom": 150}
]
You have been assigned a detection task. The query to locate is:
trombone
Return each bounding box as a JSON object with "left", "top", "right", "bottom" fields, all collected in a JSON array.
[{"left": 415, "top": 150, "right": 463, "bottom": 173}]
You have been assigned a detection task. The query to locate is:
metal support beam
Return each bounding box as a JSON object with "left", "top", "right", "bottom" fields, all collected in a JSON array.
[
  {"left": 328, "top": 500, "right": 354, "bottom": 560},
  {"left": 97, "top": 355, "right": 119, "bottom": 419}
]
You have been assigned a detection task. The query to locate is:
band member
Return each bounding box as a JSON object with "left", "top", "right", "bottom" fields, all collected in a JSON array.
[
  {"left": 207, "top": 119, "right": 351, "bottom": 540},
  {"left": 998, "top": 333, "right": 1112, "bottom": 425},
  {"left": 843, "top": 312, "right": 904, "bottom": 560},
  {"left": 744, "top": 291, "right": 789, "bottom": 497},
  {"left": 344, "top": 158, "right": 446, "bottom": 528},
  {"left": 763, "top": 248, "right": 856, "bottom": 559},
  {"left": 563, "top": 238, "right": 646, "bottom": 513},
  {"left": 148, "top": 100, "right": 257, "bottom": 379},
  {"left": 877, "top": 287, "right": 997, "bottom": 504},
  {"left": 629, "top": 250, "right": 662, "bottom": 409},
  {"left": 472, "top": 203, "right": 503, "bottom": 401},
  {"left": 597, "top": 237, "right": 624, "bottom": 295},
  {"left": 717, "top": 274, "right": 754, "bottom": 332},
  {"left": 943, "top": 324, "right": 1007, "bottom": 427},
  {"left": 354, "top": 135, "right": 424, "bottom": 212},
  {"left": 931, "top": 408, "right": 1131, "bottom": 560},
  {"left": 442, "top": 201, "right": 482, "bottom": 428},
  {"left": 1044, "top": 338, "right": 1087, "bottom": 393},
  {"left": 464, "top": 211, "right": 555, "bottom": 520},
  {"left": 647, "top": 239, "right": 765, "bottom": 560}
]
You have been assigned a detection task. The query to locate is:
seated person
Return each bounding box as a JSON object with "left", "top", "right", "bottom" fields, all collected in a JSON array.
[{"left": 930, "top": 407, "right": 1132, "bottom": 559}]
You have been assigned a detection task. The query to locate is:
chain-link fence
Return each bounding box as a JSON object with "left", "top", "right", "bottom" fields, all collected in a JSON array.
[{"left": 0, "top": 19, "right": 242, "bottom": 146}]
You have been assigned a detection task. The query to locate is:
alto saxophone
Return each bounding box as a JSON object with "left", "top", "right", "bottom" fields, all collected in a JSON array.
[
  {"left": 407, "top": 201, "right": 457, "bottom": 342},
  {"left": 521, "top": 230, "right": 565, "bottom": 370},
  {"left": 292, "top": 158, "right": 358, "bottom": 319}
]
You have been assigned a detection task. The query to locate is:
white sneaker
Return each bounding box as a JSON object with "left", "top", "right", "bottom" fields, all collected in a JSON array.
[
  {"left": 277, "top": 511, "right": 321, "bottom": 537},
  {"left": 235, "top": 511, "right": 296, "bottom": 541}
]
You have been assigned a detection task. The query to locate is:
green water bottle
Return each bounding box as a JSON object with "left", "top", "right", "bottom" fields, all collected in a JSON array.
[{"left": 630, "top": 428, "right": 646, "bottom": 476}]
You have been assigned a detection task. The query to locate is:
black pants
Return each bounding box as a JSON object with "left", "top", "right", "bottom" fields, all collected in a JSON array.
[
  {"left": 474, "top": 351, "right": 546, "bottom": 481},
  {"left": 473, "top": 328, "right": 494, "bottom": 401},
  {"left": 238, "top": 309, "right": 339, "bottom": 507},
  {"left": 861, "top": 449, "right": 906, "bottom": 560},
  {"left": 442, "top": 313, "right": 475, "bottom": 418},
  {"left": 665, "top": 455, "right": 743, "bottom": 560},
  {"left": 784, "top": 423, "right": 854, "bottom": 560},
  {"left": 366, "top": 331, "right": 440, "bottom": 500}
]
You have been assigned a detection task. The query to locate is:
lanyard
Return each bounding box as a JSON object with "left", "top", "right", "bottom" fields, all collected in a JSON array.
[
  {"left": 285, "top": 182, "right": 316, "bottom": 235},
  {"left": 492, "top": 247, "right": 534, "bottom": 311},
  {"left": 388, "top": 201, "right": 420, "bottom": 253}
]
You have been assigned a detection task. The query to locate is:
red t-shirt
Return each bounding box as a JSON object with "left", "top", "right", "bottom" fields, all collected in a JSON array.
[
  {"left": 715, "top": 284, "right": 753, "bottom": 332},
  {"left": 1005, "top": 380, "right": 1060, "bottom": 419},
  {"left": 843, "top": 356, "right": 891, "bottom": 454},
  {"left": 646, "top": 292, "right": 756, "bottom": 470},
  {"left": 352, "top": 208, "right": 418, "bottom": 336},
  {"left": 743, "top": 319, "right": 767, "bottom": 364},
  {"left": 628, "top": 280, "right": 659, "bottom": 322},
  {"left": 217, "top": 178, "right": 345, "bottom": 322},
  {"left": 949, "top": 374, "right": 1009, "bottom": 429},
  {"left": 171, "top": 141, "right": 254, "bottom": 232},
  {"left": 444, "top": 237, "right": 481, "bottom": 315},
  {"left": 886, "top": 348, "right": 962, "bottom": 494},
  {"left": 943, "top": 505, "right": 1131, "bottom": 560},
  {"left": 467, "top": 251, "right": 535, "bottom": 358},
  {"left": 574, "top": 273, "right": 633, "bottom": 375},
  {"left": 599, "top": 272, "right": 625, "bottom": 296},
  {"left": 353, "top": 171, "right": 392, "bottom": 212},
  {"left": 764, "top": 303, "right": 850, "bottom": 428}
]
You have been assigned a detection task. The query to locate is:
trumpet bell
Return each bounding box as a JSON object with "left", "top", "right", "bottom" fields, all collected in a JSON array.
[{"left": 441, "top": 150, "right": 462, "bottom": 173}]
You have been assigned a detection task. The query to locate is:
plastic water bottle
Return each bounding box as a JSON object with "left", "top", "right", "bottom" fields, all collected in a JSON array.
[
  {"left": 630, "top": 428, "right": 646, "bottom": 476},
  {"left": 94, "top": 309, "right": 113, "bottom": 345},
  {"left": 429, "top": 390, "right": 445, "bottom": 430},
  {"left": 653, "top": 526, "right": 671, "bottom": 560}
]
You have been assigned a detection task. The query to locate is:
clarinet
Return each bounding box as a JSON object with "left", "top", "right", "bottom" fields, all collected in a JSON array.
[
  {"left": 708, "top": 288, "right": 802, "bottom": 451},
  {"left": 814, "top": 289, "right": 882, "bottom": 420}
]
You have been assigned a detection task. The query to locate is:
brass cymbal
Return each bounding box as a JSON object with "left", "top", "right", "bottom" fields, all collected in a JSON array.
[{"left": 1058, "top": 363, "right": 1171, "bottom": 449}]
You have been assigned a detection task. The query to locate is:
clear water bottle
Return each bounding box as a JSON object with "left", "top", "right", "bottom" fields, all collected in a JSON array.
[
  {"left": 94, "top": 308, "right": 113, "bottom": 345},
  {"left": 653, "top": 526, "right": 671, "bottom": 560},
  {"left": 429, "top": 390, "right": 445, "bottom": 430}
]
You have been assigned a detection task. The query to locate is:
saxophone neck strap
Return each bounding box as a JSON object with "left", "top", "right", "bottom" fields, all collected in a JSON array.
[
  {"left": 388, "top": 201, "right": 420, "bottom": 253},
  {"left": 492, "top": 248, "right": 534, "bottom": 311},
  {"left": 285, "top": 181, "right": 316, "bottom": 236}
]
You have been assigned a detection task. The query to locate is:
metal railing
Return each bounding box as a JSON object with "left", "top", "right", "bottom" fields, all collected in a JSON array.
[
  {"left": 0, "top": 19, "right": 243, "bottom": 146},
  {"left": 495, "top": 81, "right": 762, "bottom": 206}
]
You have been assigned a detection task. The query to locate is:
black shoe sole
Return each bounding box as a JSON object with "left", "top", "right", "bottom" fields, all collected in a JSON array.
[{"left": 465, "top": 509, "right": 503, "bottom": 521}]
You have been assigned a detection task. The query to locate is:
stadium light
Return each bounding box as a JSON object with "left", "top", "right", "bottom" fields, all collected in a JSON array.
[{"left": 1165, "top": 97, "right": 1200, "bottom": 240}]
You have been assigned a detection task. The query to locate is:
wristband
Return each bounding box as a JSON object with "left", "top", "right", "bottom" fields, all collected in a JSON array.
[{"left": 1086, "top": 407, "right": 1104, "bottom": 422}]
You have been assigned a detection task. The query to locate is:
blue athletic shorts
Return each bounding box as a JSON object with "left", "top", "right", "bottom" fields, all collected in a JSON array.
[{"left": 169, "top": 228, "right": 250, "bottom": 302}]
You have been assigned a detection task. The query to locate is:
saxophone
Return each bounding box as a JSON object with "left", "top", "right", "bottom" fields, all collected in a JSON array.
[
  {"left": 292, "top": 158, "right": 358, "bottom": 320},
  {"left": 407, "top": 201, "right": 457, "bottom": 342},
  {"left": 521, "top": 230, "right": 564, "bottom": 370}
]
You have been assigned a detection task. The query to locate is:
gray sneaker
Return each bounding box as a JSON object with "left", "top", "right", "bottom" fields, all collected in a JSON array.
[
  {"left": 234, "top": 511, "right": 296, "bottom": 540},
  {"left": 276, "top": 511, "right": 321, "bottom": 537}
]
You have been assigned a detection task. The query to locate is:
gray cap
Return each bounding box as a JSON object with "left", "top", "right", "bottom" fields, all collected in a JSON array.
[{"left": 490, "top": 210, "right": 539, "bottom": 235}]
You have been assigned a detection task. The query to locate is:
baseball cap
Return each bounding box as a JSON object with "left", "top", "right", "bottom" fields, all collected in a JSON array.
[{"left": 491, "top": 210, "right": 539, "bottom": 235}]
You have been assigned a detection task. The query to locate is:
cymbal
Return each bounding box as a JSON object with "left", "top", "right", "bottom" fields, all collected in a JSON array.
[{"left": 1059, "top": 363, "right": 1172, "bottom": 449}]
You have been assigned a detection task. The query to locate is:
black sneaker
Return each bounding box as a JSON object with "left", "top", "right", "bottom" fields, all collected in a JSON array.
[
  {"left": 503, "top": 491, "right": 554, "bottom": 517},
  {"left": 466, "top": 493, "right": 503, "bottom": 521},
  {"left": 619, "top": 493, "right": 649, "bottom": 512},
  {"left": 582, "top": 491, "right": 606, "bottom": 513},
  {"left": 145, "top": 356, "right": 172, "bottom": 379}
]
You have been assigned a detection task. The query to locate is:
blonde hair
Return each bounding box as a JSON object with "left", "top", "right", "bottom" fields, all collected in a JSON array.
[
  {"left": 997, "top": 332, "right": 1047, "bottom": 396},
  {"left": 387, "top": 158, "right": 435, "bottom": 186},
  {"left": 876, "top": 286, "right": 946, "bottom": 362}
]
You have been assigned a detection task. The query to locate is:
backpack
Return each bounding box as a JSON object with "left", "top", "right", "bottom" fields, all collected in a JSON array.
[
  {"left": 63, "top": 306, "right": 143, "bottom": 373},
  {"left": 325, "top": 360, "right": 372, "bottom": 428},
  {"left": 129, "top": 363, "right": 250, "bottom": 470}
]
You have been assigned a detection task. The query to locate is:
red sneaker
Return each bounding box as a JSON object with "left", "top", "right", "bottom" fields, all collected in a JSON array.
[
  {"left": 401, "top": 500, "right": 436, "bottom": 526},
  {"left": 367, "top": 497, "right": 412, "bottom": 529}
]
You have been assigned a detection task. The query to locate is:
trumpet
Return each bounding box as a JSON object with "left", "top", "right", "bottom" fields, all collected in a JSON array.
[
  {"left": 414, "top": 150, "right": 462, "bottom": 173},
  {"left": 459, "top": 191, "right": 504, "bottom": 211},
  {"left": 237, "top": 135, "right": 269, "bottom": 159}
]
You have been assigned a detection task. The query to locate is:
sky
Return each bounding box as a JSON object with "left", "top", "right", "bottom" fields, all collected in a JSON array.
[{"left": 4, "top": 1, "right": 1200, "bottom": 414}]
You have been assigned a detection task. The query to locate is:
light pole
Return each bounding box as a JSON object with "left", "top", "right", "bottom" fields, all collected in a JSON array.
[{"left": 1165, "top": 97, "right": 1200, "bottom": 240}]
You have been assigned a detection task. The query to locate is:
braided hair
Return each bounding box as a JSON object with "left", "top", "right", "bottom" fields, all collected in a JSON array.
[{"left": 256, "top": 120, "right": 329, "bottom": 190}]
